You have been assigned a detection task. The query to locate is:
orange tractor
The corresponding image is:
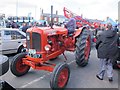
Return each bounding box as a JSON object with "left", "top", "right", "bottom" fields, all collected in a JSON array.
[{"left": 10, "top": 7, "right": 91, "bottom": 89}]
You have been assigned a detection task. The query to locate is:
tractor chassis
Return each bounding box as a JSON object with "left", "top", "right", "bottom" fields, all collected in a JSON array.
[{"left": 22, "top": 56, "right": 56, "bottom": 72}]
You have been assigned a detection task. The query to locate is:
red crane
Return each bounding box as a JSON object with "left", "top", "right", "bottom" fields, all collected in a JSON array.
[{"left": 63, "top": 7, "right": 101, "bottom": 28}]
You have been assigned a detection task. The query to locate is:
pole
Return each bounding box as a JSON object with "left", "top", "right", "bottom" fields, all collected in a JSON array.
[
  {"left": 118, "top": 1, "right": 120, "bottom": 31},
  {"left": 51, "top": 5, "right": 53, "bottom": 29}
]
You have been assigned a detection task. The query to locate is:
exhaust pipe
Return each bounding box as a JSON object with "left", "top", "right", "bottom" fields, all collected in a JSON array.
[{"left": 50, "top": 5, "right": 53, "bottom": 29}]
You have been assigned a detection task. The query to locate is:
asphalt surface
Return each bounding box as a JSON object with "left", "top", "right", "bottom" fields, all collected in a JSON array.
[{"left": 0, "top": 46, "right": 119, "bottom": 89}]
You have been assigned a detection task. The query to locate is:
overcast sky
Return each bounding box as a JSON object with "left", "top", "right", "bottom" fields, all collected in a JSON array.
[{"left": 0, "top": 0, "right": 119, "bottom": 21}]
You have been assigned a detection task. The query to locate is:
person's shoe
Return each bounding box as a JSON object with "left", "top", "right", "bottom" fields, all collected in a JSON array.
[
  {"left": 108, "top": 77, "right": 113, "bottom": 82},
  {"left": 96, "top": 75, "right": 103, "bottom": 80}
]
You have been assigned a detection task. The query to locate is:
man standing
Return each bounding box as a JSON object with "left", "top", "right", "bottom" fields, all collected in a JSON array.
[{"left": 96, "top": 23, "right": 118, "bottom": 81}]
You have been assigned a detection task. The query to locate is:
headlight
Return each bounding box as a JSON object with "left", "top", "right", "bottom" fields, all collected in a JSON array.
[{"left": 44, "top": 44, "right": 51, "bottom": 51}]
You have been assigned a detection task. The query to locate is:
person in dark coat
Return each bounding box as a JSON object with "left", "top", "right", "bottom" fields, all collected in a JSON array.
[
  {"left": 96, "top": 23, "right": 118, "bottom": 81},
  {"left": 21, "top": 23, "right": 28, "bottom": 33},
  {"left": 114, "top": 25, "right": 119, "bottom": 32},
  {"left": 65, "top": 18, "right": 76, "bottom": 34}
]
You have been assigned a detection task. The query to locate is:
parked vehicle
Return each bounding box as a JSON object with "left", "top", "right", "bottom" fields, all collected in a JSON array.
[{"left": 0, "top": 28, "right": 26, "bottom": 54}]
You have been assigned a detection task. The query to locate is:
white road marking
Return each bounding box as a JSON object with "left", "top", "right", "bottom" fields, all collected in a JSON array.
[
  {"left": 20, "top": 73, "right": 51, "bottom": 88},
  {"left": 20, "top": 60, "right": 76, "bottom": 88},
  {"left": 68, "top": 60, "right": 76, "bottom": 64}
]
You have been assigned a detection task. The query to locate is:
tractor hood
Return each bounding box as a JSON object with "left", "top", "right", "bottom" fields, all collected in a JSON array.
[{"left": 27, "top": 26, "right": 68, "bottom": 36}]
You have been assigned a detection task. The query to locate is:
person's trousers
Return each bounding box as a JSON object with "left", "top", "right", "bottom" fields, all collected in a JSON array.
[{"left": 97, "top": 58, "right": 113, "bottom": 78}]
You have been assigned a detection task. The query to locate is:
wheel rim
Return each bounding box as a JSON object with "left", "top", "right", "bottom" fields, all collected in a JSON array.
[
  {"left": 57, "top": 68, "right": 69, "bottom": 88},
  {"left": 84, "top": 36, "right": 90, "bottom": 60},
  {"left": 16, "top": 58, "right": 29, "bottom": 73}
]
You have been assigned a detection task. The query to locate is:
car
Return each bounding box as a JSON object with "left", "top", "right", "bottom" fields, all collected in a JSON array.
[{"left": 0, "top": 28, "right": 26, "bottom": 54}]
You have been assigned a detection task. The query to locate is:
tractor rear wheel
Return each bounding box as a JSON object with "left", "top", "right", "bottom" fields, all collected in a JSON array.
[
  {"left": 10, "top": 53, "right": 30, "bottom": 77},
  {"left": 75, "top": 29, "right": 91, "bottom": 67},
  {"left": 50, "top": 62, "right": 70, "bottom": 89}
]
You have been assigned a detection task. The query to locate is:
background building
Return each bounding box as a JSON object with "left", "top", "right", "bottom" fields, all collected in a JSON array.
[{"left": 40, "top": 9, "right": 67, "bottom": 24}]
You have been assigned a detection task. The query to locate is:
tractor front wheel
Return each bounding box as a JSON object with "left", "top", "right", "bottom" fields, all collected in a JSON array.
[
  {"left": 75, "top": 29, "right": 91, "bottom": 67},
  {"left": 50, "top": 62, "right": 70, "bottom": 89},
  {"left": 10, "top": 53, "right": 30, "bottom": 77}
]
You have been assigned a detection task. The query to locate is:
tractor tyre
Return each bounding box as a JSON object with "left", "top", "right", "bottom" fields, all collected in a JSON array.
[
  {"left": 10, "top": 53, "right": 30, "bottom": 77},
  {"left": 75, "top": 29, "right": 91, "bottom": 67},
  {"left": 50, "top": 62, "right": 70, "bottom": 89}
]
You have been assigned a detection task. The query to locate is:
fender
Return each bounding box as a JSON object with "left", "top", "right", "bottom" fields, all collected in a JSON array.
[{"left": 74, "top": 27, "right": 86, "bottom": 38}]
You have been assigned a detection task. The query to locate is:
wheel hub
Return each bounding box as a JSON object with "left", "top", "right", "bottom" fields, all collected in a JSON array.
[
  {"left": 16, "top": 59, "right": 28, "bottom": 73},
  {"left": 58, "top": 68, "right": 69, "bottom": 88}
]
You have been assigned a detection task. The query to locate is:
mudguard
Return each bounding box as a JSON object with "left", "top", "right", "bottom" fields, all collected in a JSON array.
[{"left": 74, "top": 27, "right": 86, "bottom": 38}]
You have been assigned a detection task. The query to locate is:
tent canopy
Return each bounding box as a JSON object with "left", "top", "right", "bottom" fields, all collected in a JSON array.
[{"left": 102, "top": 18, "right": 117, "bottom": 26}]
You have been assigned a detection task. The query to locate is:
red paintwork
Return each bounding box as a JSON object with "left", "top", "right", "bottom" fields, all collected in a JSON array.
[
  {"left": 14, "top": 7, "right": 91, "bottom": 89},
  {"left": 63, "top": 7, "right": 73, "bottom": 19},
  {"left": 58, "top": 68, "right": 69, "bottom": 88},
  {"left": 84, "top": 36, "right": 91, "bottom": 60},
  {"left": 22, "top": 58, "right": 54, "bottom": 72},
  {"left": 22, "top": 26, "right": 83, "bottom": 72},
  {"left": 63, "top": 7, "right": 104, "bottom": 29},
  {"left": 20, "top": 7, "right": 90, "bottom": 74},
  {"left": 16, "top": 58, "right": 29, "bottom": 73},
  {"left": 74, "top": 29, "right": 82, "bottom": 38}
]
